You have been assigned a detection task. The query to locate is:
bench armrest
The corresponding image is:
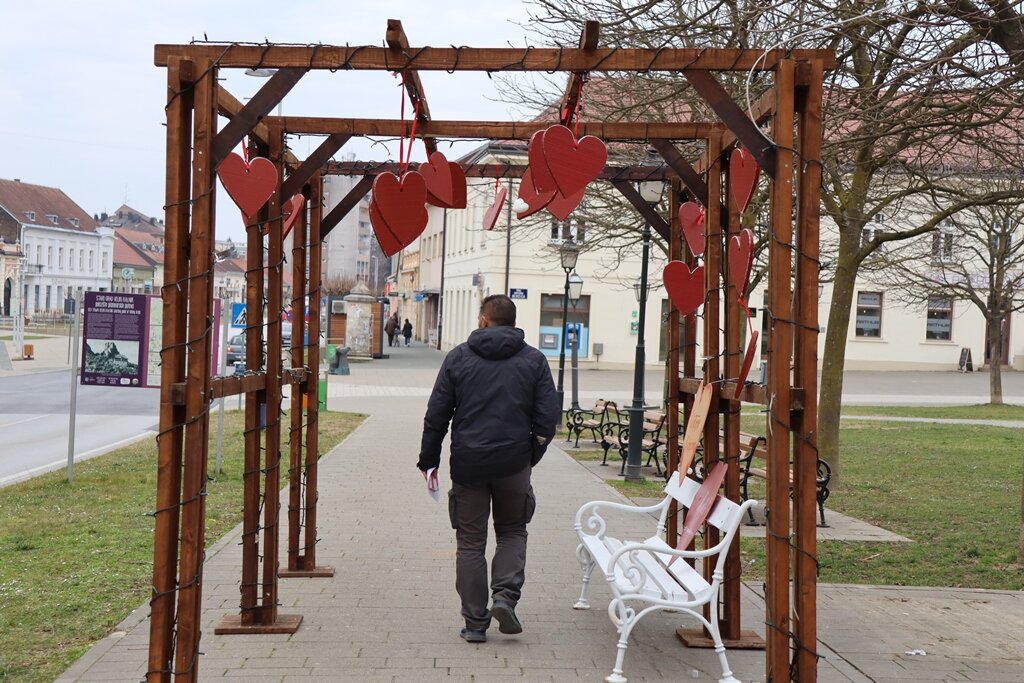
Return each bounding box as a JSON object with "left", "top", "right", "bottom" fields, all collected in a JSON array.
[{"left": 574, "top": 498, "right": 670, "bottom": 538}]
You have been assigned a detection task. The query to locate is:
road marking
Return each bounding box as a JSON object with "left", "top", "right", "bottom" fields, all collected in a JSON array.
[{"left": 0, "top": 414, "right": 48, "bottom": 429}]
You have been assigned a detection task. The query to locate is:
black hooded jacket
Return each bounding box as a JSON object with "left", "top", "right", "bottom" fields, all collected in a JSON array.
[{"left": 417, "top": 325, "right": 560, "bottom": 484}]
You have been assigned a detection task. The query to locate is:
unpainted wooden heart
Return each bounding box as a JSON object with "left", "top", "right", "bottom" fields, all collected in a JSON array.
[
  {"left": 678, "top": 202, "right": 705, "bottom": 258},
  {"left": 421, "top": 151, "right": 455, "bottom": 208},
  {"left": 483, "top": 186, "right": 508, "bottom": 231},
  {"left": 729, "top": 147, "right": 759, "bottom": 214},
  {"left": 280, "top": 193, "right": 305, "bottom": 239},
  {"left": 218, "top": 152, "right": 278, "bottom": 221},
  {"left": 528, "top": 129, "right": 557, "bottom": 194},
  {"left": 515, "top": 167, "right": 555, "bottom": 220},
  {"left": 448, "top": 162, "right": 467, "bottom": 209},
  {"left": 547, "top": 185, "right": 586, "bottom": 222},
  {"left": 671, "top": 462, "right": 728, "bottom": 561},
  {"left": 662, "top": 261, "right": 705, "bottom": 317},
  {"left": 370, "top": 171, "right": 428, "bottom": 257},
  {"left": 541, "top": 124, "right": 607, "bottom": 198},
  {"left": 727, "top": 228, "right": 755, "bottom": 294},
  {"left": 734, "top": 331, "right": 759, "bottom": 399}
]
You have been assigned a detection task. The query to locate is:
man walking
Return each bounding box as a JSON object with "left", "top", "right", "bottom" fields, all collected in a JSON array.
[{"left": 417, "top": 294, "right": 560, "bottom": 643}]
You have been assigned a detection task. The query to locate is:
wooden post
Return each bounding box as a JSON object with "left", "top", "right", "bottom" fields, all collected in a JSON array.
[
  {"left": 666, "top": 179, "right": 682, "bottom": 545},
  {"left": 172, "top": 57, "right": 217, "bottom": 682},
  {"left": 285, "top": 180, "right": 308, "bottom": 573},
  {"left": 147, "top": 55, "right": 192, "bottom": 683},
  {"left": 765, "top": 59, "right": 796, "bottom": 681},
  {"left": 793, "top": 58, "right": 825, "bottom": 683}
]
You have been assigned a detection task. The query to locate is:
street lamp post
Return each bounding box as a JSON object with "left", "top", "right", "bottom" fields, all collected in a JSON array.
[
  {"left": 625, "top": 181, "right": 665, "bottom": 482},
  {"left": 554, "top": 240, "right": 580, "bottom": 414},
  {"left": 568, "top": 271, "right": 584, "bottom": 411}
]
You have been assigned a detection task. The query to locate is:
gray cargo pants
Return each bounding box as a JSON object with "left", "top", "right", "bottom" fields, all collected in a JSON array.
[{"left": 448, "top": 465, "right": 536, "bottom": 630}]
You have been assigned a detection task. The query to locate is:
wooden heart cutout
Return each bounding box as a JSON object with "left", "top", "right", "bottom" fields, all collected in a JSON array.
[
  {"left": 421, "top": 151, "right": 454, "bottom": 208},
  {"left": 483, "top": 186, "right": 508, "bottom": 231},
  {"left": 678, "top": 382, "right": 714, "bottom": 477},
  {"left": 547, "top": 185, "right": 586, "bottom": 221},
  {"left": 662, "top": 261, "right": 705, "bottom": 317},
  {"left": 218, "top": 152, "right": 278, "bottom": 221},
  {"left": 670, "top": 461, "right": 728, "bottom": 562},
  {"left": 516, "top": 168, "right": 556, "bottom": 219},
  {"left": 370, "top": 171, "right": 429, "bottom": 257},
  {"left": 528, "top": 129, "right": 556, "bottom": 194},
  {"left": 448, "top": 162, "right": 467, "bottom": 209},
  {"left": 541, "top": 124, "right": 607, "bottom": 198},
  {"left": 730, "top": 147, "right": 759, "bottom": 214},
  {"left": 280, "top": 193, "right": 305, "bottom": 239},
  {"left": 678, "top": 202, "right": 705, "bottom": 258},
  {"left": 369, "top": 200, "right": 403, "bottom": 257},
  {"left": 734, "top": 331, "right": 759, "bottom": 399},
  {"left": 727, "top": 228, "right": 755, "bottom": 294}
]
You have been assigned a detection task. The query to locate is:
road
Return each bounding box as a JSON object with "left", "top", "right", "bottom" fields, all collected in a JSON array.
[{"left": 0, "top": 369, "right": 159, "bottom": 486}]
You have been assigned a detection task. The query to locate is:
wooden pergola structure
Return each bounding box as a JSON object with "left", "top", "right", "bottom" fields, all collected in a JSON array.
[{"left": 149, "top": 20, "right": 832, "bottom": 683}]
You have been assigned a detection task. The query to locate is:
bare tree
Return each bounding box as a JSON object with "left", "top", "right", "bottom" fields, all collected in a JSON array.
[{"left": 509, "top": 0, "right": 1024, "bottom": 484}]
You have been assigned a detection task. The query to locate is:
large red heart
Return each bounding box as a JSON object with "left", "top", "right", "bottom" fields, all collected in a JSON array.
[
  {"left": 547, "top": 185, "right": 586, "bottom": 221},
  {"left": 370, "top": 171, "right": 428, "bottom": 257},
  {"left": 734, "top": 331, "right": 759, "bottom": 399},
  {"left": 541, "top": 125, "right": 607, "bottom": 198},
  {"left": 516, "top": 168, "right": 555, "bottom": 220},
  {"left": 281, "top": 193, "right": 305, "bottom": 240},
  {"left": 448, "top": 162, "right": 467, "bottom": 209},
  {"left": 218, "top": 153, "right": 278, "bottom": 221},
  {"left": 727, "top": 228, "right": 755, "bottom": 294},
  {"left": 730, "top": 147, "right": 759, "bottom": 214},
  {"left": 662, "top": 261, "right": 705, "bottom": 316},
  {"left": 671, "top": 461, "right": 728, "bottom": 562},
  {"left": 483, "top": 186, "right": 508, "bottom": 231},
  {"left": 678, "top": 202, "right": 705, "bottom": 258},
  {"left": 528, "top": 129, "right": 556, "bottom": 194},
  {"left": 421, "top": 151, "right": 454, "bottom": 208}
]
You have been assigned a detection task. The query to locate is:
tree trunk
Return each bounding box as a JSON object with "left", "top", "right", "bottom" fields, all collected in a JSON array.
[
  {"left": 817, "top": 247, "right": 859, "bottom": 487},
  {"left": 987, "top": 316, "right": 1004, "bottom": 404},
  {"left": 1019, "top": 457, "right": 1024, "bottom": 564}
]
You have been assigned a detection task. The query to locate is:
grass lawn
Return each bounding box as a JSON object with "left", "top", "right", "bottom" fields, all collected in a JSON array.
[
  {"left": 842, "top": 403, "right": 1024, "bottom": 421},
  {"left": 0, "top": 409, "right": 365, "bottom": 683}
]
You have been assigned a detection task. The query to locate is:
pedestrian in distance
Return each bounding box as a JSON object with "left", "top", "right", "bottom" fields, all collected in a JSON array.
[
  {"left": 417, "top": 294, "right": 560, "bottom": 644},
  {"left": 385, "top": 312, "right": 398, "bottom": 348},
  {"left": 402, "top": 318, "right": 413, "bottom": 347}
]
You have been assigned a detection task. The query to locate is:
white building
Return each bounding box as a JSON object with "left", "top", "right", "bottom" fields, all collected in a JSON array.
[{"left": 322, "top": 174, "right": 389, "bottom": 291}]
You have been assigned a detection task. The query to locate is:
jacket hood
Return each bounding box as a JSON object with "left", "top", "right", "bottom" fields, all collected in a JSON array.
[{"left": 467, "top": 326, "right": 526, "bottom": 360}]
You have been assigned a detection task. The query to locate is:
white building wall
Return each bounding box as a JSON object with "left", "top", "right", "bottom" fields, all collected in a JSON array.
[{"left": 21, "top": 224, "right": 113, "bottom": 313}]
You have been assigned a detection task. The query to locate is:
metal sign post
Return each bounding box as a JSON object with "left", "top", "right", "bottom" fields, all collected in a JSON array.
[{"left": 67, "top": 290, "right": 82, "bottom": 483}]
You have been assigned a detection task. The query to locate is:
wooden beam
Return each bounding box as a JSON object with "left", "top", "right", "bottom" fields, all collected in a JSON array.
[
  {"left": 212, "top": 68, "right": 305, "bottom": 165},
  {"left": 323, "top": 161, "right": 676, "bottom": 181},
  {"left": 281, "top": 133, "right": 350, "bottom": 199},
  {"left": 156, "top": 44, "right": 837, "bottom": 72},
  {"left": 650, "top": 139, "right": 710, "bottom": 206},
  {"left": 386, "top": 19, "right": 437, "bottom": 156},
  {"left": 679, "top": 376, "right": 805, "bottom": 410},
  {"left": 282, "top": 117, "right": 719, "bottom": 140},
  {"left": 216, "top": 89, "right": 301, "bottom": 168},
  {"left": 682, "top": 70, "right": 776, "bottom": 179},
  {"left": 321, "top": 175, "right": 374, "bottom": 237},
  {"left": 559, "top": 21, "right": 600, "bottom": 127},
  {"left": 610, "top": 179, "right": 670, "bottom": 242}
]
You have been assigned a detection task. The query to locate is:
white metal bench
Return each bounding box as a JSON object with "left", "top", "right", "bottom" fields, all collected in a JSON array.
[{"left": 573, "top": 471, "right": 758, "bottom": 683}]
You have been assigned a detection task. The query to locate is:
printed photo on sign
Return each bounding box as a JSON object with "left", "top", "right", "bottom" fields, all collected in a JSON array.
[{"left": 81, "top": 292, "right": 149, "bottom": 387}]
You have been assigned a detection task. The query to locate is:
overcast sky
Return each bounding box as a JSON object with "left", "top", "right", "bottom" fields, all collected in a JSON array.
[{"left": 0, "top": 1, "right": 550, "bottom": 241}]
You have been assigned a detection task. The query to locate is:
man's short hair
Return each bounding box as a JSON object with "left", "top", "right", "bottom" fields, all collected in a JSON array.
[{"left": 480, "top": 294, "right": 516, "bottom": 326}]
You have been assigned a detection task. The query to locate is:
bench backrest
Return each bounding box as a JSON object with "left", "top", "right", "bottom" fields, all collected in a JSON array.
[
  {"left": 718, "top": 431, "right": 768, "bottom": 461},
  {"left": 662, "top": 471, "right": 743, "bottom": 532}
]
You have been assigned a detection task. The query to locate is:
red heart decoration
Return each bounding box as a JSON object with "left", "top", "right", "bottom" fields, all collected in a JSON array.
[
  {"left": 528, "top": 129, "right": 557, "bottom": 194},
  {"left": 541, "top": 124, "right": 607, "bottom": 198},
  {"left": 547, "top": 185, "right": 586, "bottom": 221},
  {"left": 370, "top": 172, "right": 429, "bottom": 257},
  {"left": 727, "top": 228, "right": 755, "bottom": 294},
  {"left": 730, "top": 148, "right": 759, "bottom": 214},
  {"left": 662, "top": 261, "right": 705, "bottom": 316},
  {"left": 421, "top": 151, "right": 454, "bottom": 208},
  {"left": 734, "top": 331, "right": 759, "bottom": 399},
  {"left": 218, "top": 153, "right": 278, "bottom": 221},
  {"left": 670, "top": 461, "right": 728, "bottom": 562},
  {"left": 678, "top": 202, "right": 705, "bottom": 258},
  {"left": 281, "top": 193, "right": 305, "bottom": 240},
  {"left": 516, "top": 168, "right": 556, "bottom": 220},
  {"left": 483, "top": 186, "right": 508, "bottom": 231},
  {"left": 448, "top": 163, "right": 467, "bottom": 209}
]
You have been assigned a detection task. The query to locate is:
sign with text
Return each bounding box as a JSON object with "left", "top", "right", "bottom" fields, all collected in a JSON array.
[
  {"left": 509, "top": 288, "right": 528, "bottom": 300},
  {"left": 81, "top": 292, "right": 148, "bottom": 387}
]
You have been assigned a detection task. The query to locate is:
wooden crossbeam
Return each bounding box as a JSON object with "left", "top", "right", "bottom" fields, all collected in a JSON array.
[
  {"left": 280, "top": 133, "right": 350, "bottom": 199},
  {"left": 559, "top": 21, "right": 600, "bottom": 127},
  {"left": 156, "top": 45, "right": 836, "bottom": 71},
  {"left": 216, "top": 89, "right": 300, "bottom": 166},
  {"left": 212, "top": 68, "right": 305, "bottom": 165},
  {"left": 387, "top": 19, "right": 437, "bottom": 156},
  {"left": 650, "top": 139, "right": 710, "bottom": 206},
  {"left": 321, "top": 161, "right": 676, "bottom": 181},
  {"left": 610, "top": 179, "right": 670, "bottom": 242}
]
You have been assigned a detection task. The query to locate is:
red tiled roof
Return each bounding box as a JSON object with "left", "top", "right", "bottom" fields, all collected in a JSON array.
[
  {"left": 117, "top": 228, "right": 165, "bottom": 266},
  {"left": 101, "top": 204, "right": 164, "bottom": 234},
  {"left": 113, "top": 233, "right": 155, "bottom": 269},
  {"left": 0, "top": 178, "right": 97, "bottom": 232}
]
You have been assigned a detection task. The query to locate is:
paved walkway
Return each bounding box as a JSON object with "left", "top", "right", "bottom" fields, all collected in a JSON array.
[{"left": 54, "top": 340, "right": 1024, "bottom": 682}]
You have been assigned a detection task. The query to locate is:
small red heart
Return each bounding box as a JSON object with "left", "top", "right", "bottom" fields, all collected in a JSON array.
[
  {"left": 448, "top": 163, "right": 467, "bottom": 209},
  {"left": 541, "top": 124, "right": 607, "bottom": 198},
  {"left": 671, "top": 462, "right": 728, "bottom": 562},
  {"left": 662, "top": 261, "right": 705, "bottom": 316},
  {"left": 678, "top": 202, "right": 705, "bottom": 257},
  {"left": 528, "top": 129, "right": 557, "bottom": 194},
  {"left": 516, "top": 168, "right": 555, "bottom": 219},
  {"left": 730, "top": 148, "right": 759, "bottom": 214},
  {"left": 547, "top": 185, "right": 586, "bottom": 221},
  {"left": 734, "top": 331, "right": 759, "bottom": 399},
  {"left": 727, "top": 228, "right": 755, "bottom": 294},
  {"left": 218, "top": 153, "right": 278, "bottom": 221},
  {"left": 483, "top": 186, "right": 508, "bottom": 231},
  {"left": 280, "top": 193, "right": 305, "bottom": 239},
  {"left": 421, "top": 151, "right": 455, "bottom": 208},
  {"left": 370, "top": 172, "right": 428, "bottom": 257}
]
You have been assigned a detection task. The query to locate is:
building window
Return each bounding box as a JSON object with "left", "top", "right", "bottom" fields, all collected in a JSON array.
[
  {"left": 549, "top": 217, "right": 586, "bottom": 245},
  {"left": 35, "top": 245, "right": 41, "bottom": 264},
  {"left": 25, "top": 211, "right": 36, "bottom": 222},
  {"left": 79, "top": 250, "right": 84, "bottom": 270},
  {"left": 101, "top": 251, "right": 109, "bottom": 272},
  {"left": 47, "top": 247, "right": 53, "bottom": 267},
  {"left": 932, "top": 227, "right": 954, "bottom": 263},
  {"left": 58, "top": 248, "right": 64, "bottom": 269},
  {"left": 69, "top": 249, "right": 75, "bottom": 271},
  {"left": 69, "top": 217, "right": 79, "bottom": 228},
  {"left": 855, "top": 291, "right": 883, "bottom": 338},
  {"left": 926, "top": 297, "right": 953, "bottom": 341},
  {"left": 89, "top": 250, "right": 94, "bottom": 270},
  {"left": 47, "top": 214, "right": 58, "bottom": 225}
]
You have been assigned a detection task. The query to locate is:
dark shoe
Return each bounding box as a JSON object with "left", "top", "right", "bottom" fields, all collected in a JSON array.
[
  {"left": 491, "top": 600, "right": 523, "bottom": 634},
  {"left": 460, "top": 627, "right": 487, "bottom": 643}
]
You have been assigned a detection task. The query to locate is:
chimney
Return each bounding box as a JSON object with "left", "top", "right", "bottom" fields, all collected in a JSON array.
[{"left": 14, "top": 179, "right": 20, "bottom": 182}]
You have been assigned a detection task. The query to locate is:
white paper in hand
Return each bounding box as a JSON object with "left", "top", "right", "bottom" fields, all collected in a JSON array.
[{"left": 424, "top": 467, "right": 441, "bottom": 502}]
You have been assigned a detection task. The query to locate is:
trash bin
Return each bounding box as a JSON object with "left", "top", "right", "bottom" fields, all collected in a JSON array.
[{"left": 328, "top": 346, "right": 351, "bottom": 376}]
